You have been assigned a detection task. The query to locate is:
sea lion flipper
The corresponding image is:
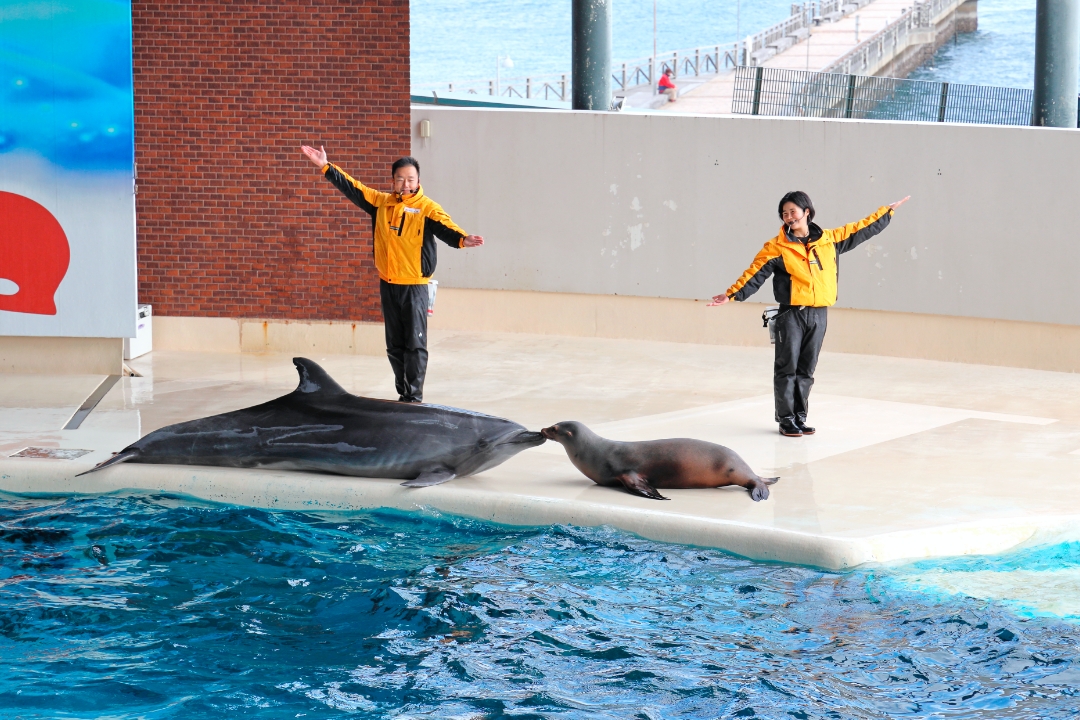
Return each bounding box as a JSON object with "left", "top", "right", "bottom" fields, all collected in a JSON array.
[
  {"left": 401, "top": 469, "right": 457, "bottom": 488},
  {"left": 749, "top": 479, "right": 776, "bottom": 502},
  {"left": 617, "top": 472, "right": 668, "bottom": 501}
]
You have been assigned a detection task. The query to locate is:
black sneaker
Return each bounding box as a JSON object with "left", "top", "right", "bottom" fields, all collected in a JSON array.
[{"left": 778, "top": 419, "right": 803, "bottom": 437}]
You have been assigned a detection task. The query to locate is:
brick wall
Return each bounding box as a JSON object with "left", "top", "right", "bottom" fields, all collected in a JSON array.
[{"left": 132, "top": 0, "right": 410, "bottom": 322}]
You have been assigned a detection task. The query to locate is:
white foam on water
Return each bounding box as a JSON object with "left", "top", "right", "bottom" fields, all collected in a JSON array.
[{"left": 900, "top": 567, "right": 1080, "bottom": 620}]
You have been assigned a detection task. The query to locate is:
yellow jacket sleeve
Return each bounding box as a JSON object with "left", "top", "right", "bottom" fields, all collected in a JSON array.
[
  {"left": 727, "top": 242, "right": 783, "bottom": 301},
  {"left": 426, "top": 202, "right": 469, "bottom": 248},
  {"left": 830, "top": 207, "right": 893, "bottom": 254},
  {"left": 322, "top": 163, "right": 392, "bottom": 214}
]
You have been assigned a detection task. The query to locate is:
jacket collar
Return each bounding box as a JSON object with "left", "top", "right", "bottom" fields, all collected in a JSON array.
[
  {"left": 783, "top": 222, "right": 823, "bottom": 245},
  {"left": 395, "top": 185, "right": 426, "bottom": 205}
]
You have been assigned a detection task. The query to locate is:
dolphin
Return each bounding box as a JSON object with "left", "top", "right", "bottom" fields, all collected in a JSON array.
[{"left": 79, "top": 357, "right": 545, "bottom": 486}]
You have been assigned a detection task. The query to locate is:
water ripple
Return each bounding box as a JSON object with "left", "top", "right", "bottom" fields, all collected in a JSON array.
[{"left": 1, "top": 493, "right": 1079, "bottom": 718}]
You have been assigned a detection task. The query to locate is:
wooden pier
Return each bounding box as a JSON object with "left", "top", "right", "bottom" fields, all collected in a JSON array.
[{"left": 661, "top": 0, "right": 977, "bottom": 116}]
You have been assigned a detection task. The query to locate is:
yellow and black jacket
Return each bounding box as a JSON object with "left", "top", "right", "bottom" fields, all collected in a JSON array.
[
  {"left": 727, "top": 207, "right": 893, "bottom": 307},
  {"left": 323, "top": 163, "right": 468, "bottom": 285}
]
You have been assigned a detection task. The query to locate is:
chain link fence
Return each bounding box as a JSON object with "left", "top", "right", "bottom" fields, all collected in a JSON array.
[{"left": 731, "top": 66, "right": 1048, "bottom": 126}]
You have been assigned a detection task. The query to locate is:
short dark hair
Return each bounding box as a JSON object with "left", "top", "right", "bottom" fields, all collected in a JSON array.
[
  {"left": 778, "top": 190, "right": 815, "bottom": 222},
  {"left": 391, "top": 156, "right": 420, "bottom": 176}
]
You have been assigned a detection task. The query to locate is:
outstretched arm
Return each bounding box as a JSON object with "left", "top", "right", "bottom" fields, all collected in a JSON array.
[
  {"left": 832, "top": 198, "right": 909, "bottom": 254},
  {"left": 302, "top": 144, "right": 389, "bottom": 213},
  {"left": 427, "top": 204, "right": 484, "bottom": 248},
  {"left": 709, "top": 245, "right": 783, "bottom": 307}
]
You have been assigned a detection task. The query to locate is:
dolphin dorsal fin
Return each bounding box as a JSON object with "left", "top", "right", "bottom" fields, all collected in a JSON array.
[{"left": 292, "top": 357, "right": 349, "bottom": 395}]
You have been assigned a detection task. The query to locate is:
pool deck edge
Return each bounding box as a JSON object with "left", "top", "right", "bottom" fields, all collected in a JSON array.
[{"left": 4, "top": 460, "right": 1077, "bottom": 571}]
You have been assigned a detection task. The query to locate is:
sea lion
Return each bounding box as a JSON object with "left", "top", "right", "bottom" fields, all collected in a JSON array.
[
  {"left": 540, "top": 421, "right": 779, "bottom": 501},
  {"left": 80, "top": 357, "right": 546, "bottom": 487}
]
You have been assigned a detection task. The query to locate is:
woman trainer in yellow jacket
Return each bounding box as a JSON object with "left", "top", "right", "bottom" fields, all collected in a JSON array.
[
  {"left": 301, "top": 144, "right": 484, "bottom": 403},
  {"left": 710, "top": 191, "right": 910, "bottom": 437}
]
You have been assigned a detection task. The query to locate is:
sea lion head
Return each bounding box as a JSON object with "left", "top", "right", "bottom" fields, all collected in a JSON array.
[{"left": 540, "top": 421, "right": 589, "bottom": 447}]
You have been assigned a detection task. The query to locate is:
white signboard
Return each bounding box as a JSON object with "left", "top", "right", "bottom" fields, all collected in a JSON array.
[{"left": 0, "top": 0, "right": 137, "bottom": 338}]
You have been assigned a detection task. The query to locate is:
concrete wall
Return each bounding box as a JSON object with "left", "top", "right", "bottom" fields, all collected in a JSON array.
[
  {"left": 0, "top": 337, "right": 123, "bottom": 375},
  {"left": 412, "top": 106, "right": 1080, "bottom": 330},
  {"left": 152, "top": 316, "right": 385, "bottom": 356}
]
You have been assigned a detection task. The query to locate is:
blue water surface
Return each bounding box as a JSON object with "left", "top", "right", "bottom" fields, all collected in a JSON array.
[
  {"left": 908, "top": 0, "right": 1041, "bottom": 89},
  {"left": 2, "top": 493, "right": 1079, "bottom": 719}
]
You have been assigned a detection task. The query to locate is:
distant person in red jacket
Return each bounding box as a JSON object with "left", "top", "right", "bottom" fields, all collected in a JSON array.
[{"left": 658, "top": 68, "right": 677, "bottom": 102}]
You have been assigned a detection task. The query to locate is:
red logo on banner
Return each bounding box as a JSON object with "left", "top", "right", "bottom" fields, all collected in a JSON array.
[{"left": 0, "top": 191, "right": 70, "bottom": 316}]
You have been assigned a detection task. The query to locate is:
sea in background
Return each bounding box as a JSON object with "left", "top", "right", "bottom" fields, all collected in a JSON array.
[
  {"left": 412, "top": 0, "right": 1061, "bottom": 92},
  {"left": 411, "top": 0, "right": 795, "bottom": 89}
]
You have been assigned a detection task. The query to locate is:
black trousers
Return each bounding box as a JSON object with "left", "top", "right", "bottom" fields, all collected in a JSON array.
[
  {"left": 380, "top": 280, "right": 429, "bottom": 403},
  {"left": 773, "top": 306, "right": 827, "bottom": 423}
]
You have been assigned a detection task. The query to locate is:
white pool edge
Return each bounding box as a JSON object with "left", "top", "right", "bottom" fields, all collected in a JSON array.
[{"left": 2, "top": 460, "right": 1077, "bottom": 571}]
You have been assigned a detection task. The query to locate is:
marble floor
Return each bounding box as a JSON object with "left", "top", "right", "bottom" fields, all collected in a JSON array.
[{"left": 2, "top": 329, "right": 1079, "bottom": 569}]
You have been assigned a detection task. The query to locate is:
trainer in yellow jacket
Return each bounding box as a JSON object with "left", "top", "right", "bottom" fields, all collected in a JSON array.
[
  {"left": 301, "top": 145, "right": 484, "bottom": 404},
  {"left": 321, "top": 163, "right": 469, "bottom": 285},
  {"left": 711, "top": 191, "right": 909, "bottom": 438},
  {"left": 726, "top": 205, "right": 893, "bottom": 306}
]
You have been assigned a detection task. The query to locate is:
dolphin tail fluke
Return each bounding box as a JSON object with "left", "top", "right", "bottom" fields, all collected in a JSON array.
[
  {"left": 75, "top": 448, "right": 139, "bottom": 477},
  {"left": 401, "top": 469, "right": 457, "bottom": 488}
]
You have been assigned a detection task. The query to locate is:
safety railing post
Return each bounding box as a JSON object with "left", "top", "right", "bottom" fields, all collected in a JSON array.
[
  {"left": 751, "top": 66, "right": 765, "bottom": 115},
  {"left": 938, "top": 82, "right": 949, "bottom": 122},
  {"left": 526, "top": 77, "right": 532, "bottom": 99},
  {"left": 560, "top": 74, "right": 567, "bottom": 101},
  {"left": 844, "top": 74, "right": 856, "bottom": 118}
]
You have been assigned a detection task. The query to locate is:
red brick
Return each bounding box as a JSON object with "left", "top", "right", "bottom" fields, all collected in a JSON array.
[{"left": 133, "top": 0, "right": 409, "bottom": 322}]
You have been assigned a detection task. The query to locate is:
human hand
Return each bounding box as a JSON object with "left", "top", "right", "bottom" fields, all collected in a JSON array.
[
  {"left": 462, "top": 235, "right": 484, "bottom": 247},
  {"left": 706, "top": 294, "right": 730, "bottom": 307},
  {"left": 888, "top": 195, "right": 911, "bottom": 210},
  {"left": 301, "top": 144, "right": 328, "bottom": 168}
]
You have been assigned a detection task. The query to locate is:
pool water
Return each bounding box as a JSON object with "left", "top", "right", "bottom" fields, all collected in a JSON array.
[{"left": 2, "top": 494, "right": 1079, "bottom": 719}]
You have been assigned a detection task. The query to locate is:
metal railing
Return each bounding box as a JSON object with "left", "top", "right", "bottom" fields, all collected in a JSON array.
[
  {"left": 824, "top": 0, "right": 962, "bottom": 75},
  {"left": 732, "top": 66, "right": 1037, "bottom": 125},
  {"left": 414, "top": 43, "right": 742, "bottom": 101}
]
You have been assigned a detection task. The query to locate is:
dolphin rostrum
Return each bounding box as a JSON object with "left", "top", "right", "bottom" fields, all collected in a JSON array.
[{"left": 80, "top": 357, "right": 546, "bottom": 486}]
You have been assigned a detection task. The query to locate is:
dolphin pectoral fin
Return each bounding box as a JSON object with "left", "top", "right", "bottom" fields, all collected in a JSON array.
[
  {"left": 616, "top": 472, "right": 668, "bottom": 501},
  {"left": 401, "top": 469, "right": 457, "bottom": 488},
  {"left": 75, "top": 449, "right": 138, "bottom": 477}
]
